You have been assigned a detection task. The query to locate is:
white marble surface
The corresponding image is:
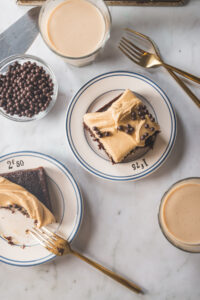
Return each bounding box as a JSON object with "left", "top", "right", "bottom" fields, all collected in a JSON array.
[{"left": 0, "top": 0, "right": 200, "bottom": 299}]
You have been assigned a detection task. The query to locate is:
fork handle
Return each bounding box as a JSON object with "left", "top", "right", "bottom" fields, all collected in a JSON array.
[
  {"left": 70, "top": 249, "right": 143, "bottom": 294},
  {"left": 162, "top": 62, "right": 200, "bottom": 84},
  {"left": 166, "top": 67, "right": 200, "bottom": 108}
]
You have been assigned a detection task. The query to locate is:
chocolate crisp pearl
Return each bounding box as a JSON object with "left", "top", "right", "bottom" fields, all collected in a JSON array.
[
  {"left": 131, "top": 111, "right": 137, "bottom": 120},
  {"left": 0, "top": 61, "right": 54, "bottom": 118},
  {"left": 97, "top": 131, "right": 103, "bottom": 138},
  {"left": 126, "top": 124, "right": 134, "bottom": 134},
  {"left": 117, "top": 125, "right": 124, "bottom": 131},
  {"left": 138, "top": 111, "right": 143, "bottom": 116},
  {"left": 104, "top": 131, "right": 111, "bottom": 137}
]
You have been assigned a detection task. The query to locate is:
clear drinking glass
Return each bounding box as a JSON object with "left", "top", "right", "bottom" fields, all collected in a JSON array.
[
  {"left": 39, "top": 0, "right": 111, "bottom": 67},
  {"left": 158, "top": 177, "right": 200, "bottom": 253}
]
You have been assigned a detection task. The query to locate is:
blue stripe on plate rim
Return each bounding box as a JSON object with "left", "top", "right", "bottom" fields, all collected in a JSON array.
[
  {"left": 66, "top": 71, "right": 177, "bottom": 181},
  {"left": 0, "top": 151, "right": 83, "bottom": 267}
]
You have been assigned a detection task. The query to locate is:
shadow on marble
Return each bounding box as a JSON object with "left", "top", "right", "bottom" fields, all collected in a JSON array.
[
  {"left": 54, "top": 156, "right": 97, "bottom": 251},
  {"left": 144, "top": 112, "right": 185, "bottom": 182},
  {"left": 93, "top": 26, "right": 123, "bottom": 67},
  {"left": 179, "top": 77, "right": 200, "bottom": 102},
  {"left": 45, "top": 91, "right": 71, "bottom": 122},
  {"left": 71, "top": 188, "right": 95, "bottom": 252},
  {"left": 40, "top": 189, "right": 94, "bottom": 268}
]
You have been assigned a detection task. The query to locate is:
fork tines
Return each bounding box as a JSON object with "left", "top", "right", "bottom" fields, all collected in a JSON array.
[
  {"left": 29, "top": 227, "right": 58, "bottom": 250},
  {"left": 119, "top": 37, "right": 143, "bottom": 64},
  {"left": 119, "top": 28, "right": 148, "bottom": 65}
]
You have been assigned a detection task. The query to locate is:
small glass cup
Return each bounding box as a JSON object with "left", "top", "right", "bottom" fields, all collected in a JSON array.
[
  {"left": 158, "top": 177, "right": 200, "bottom": 253},
  {"left": 0, "top": 54, "right": 58, "bottom": 122},
  {"left": 38, "top": 0, "right": 111, "bottom": 67}
]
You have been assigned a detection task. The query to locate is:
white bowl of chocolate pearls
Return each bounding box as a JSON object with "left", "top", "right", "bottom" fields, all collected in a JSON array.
[{"left": 0, "top": 54, "right": 58, "bottom": 122}]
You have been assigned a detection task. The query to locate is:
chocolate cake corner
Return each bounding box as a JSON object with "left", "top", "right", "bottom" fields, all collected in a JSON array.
[{"left": 0, "top": 167, "right": 52, "bottom": 211}]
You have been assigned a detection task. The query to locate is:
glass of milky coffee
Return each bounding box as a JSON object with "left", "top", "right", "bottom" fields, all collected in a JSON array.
[
  {"left": 158, "top": 178, "right": 200, "bottom": 252},
  {"left": 39, "top": 0, "right": 111, "bottom": 67}
]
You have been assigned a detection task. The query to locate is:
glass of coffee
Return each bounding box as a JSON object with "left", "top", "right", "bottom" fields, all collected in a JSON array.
[
  {"left": 158, "top": 177, "right": 200, "bottom": 253},
  {"left": 39, "top": 0, "right": 111, "bottom": 67}
]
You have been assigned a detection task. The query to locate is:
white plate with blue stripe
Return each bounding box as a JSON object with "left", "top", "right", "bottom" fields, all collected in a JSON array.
[
  {"left": 0, "top": 151, "right": 83, "bottom": 267},
  {"left": 66, "top": 71, "right": 176, "bottom": 181}
]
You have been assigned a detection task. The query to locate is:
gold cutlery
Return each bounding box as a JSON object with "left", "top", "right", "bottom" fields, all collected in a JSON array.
[
  {"left": 119, "top": 28, "right": 200, "bottom": 108},
  {"left": 30, "top": 227, "right": 144, "bottom": 294}
]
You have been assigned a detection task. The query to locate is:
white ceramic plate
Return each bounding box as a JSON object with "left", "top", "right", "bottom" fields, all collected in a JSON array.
[
  {"left": 66, "top": 71, "right": 176, "bottom": 181},
  {"left": 0, "top": 151, "right": 83, "bottom": 267}
]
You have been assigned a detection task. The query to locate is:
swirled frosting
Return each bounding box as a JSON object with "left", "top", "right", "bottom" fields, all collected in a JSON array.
[
  {"left": 83, "top": 89, "right": 160, "bottom": 163},
  {"left": 0, "top": 176, "right": 55, "bottom": 228}
]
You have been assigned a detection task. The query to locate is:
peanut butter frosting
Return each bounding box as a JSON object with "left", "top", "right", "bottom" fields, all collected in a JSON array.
[
  {"left": 83, "top": 89, "right": 160, "bottom": 163},
  {"left": 0, "top": 176, "right": 55, "bottom": 228}
]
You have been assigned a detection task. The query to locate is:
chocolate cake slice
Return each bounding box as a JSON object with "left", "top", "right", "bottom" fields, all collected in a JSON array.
[
  {"left": 0, "top": 167, "right": 52, "bottom": 212},
  {"left": 83, "top": 89, "right": 160, "bottom": 164}
]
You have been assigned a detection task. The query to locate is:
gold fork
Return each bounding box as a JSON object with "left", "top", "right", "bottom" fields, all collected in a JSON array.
[
  {"left": 30, "top": 227, "right": 144, "bottom": 294},
  {"left": 119, "top": 28, "right": 200, "bottom": 108}
]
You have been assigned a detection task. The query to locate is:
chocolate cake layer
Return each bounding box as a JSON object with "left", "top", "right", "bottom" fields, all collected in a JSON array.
[
  {"left": 0, "top": 167, "right": 52, "bottom": 211},
  {"left": 97, "top": 94, "right": 122, "bottom": 112}
]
